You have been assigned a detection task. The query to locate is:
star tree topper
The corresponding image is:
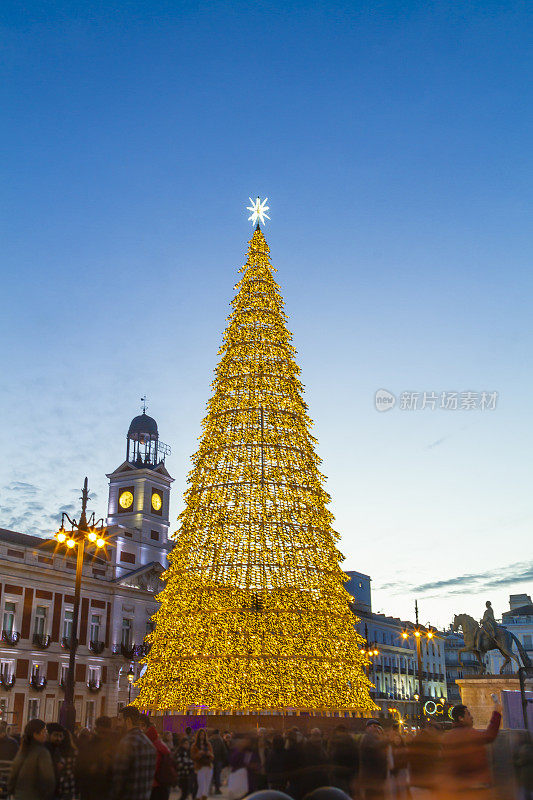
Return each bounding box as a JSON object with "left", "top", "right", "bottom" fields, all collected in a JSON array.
[{"left": 247, "top": 196, "right": 270, "bottom": 226}]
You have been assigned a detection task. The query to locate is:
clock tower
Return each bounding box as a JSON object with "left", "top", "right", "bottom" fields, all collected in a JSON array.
[{"left": 106, "top": 409, "right": 173, "bottom": 575}]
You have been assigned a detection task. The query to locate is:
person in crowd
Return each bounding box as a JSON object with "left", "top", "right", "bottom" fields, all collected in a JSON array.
[
  {"left": 8, "top": 718, "right": 56, "bottom": 800},
  {"left": 111, "top": 706, "right": 157, "bottom": 800},
  {"left": 359, "top": 720, "right": 388, "bottom": 800},
  {"left": 191, "top": 728, "right": 214, "bottom": 800},
  {"left": 228, "top": 735, "right": 260, "bottom": 799},
  {"left": 161, "top": 732, "right": 174, "bottom": 750},
  {"left": 300, "top": 728, "right": 329, "bottom": 798},
  {"left": 327, "top": 724, "right": 359, "bottom": 795},
  {"left": 76, "top": 728, "right": 91, "bottom": 753},
  {"left": 0, "top": 720, "right": 19, "bottom": 799},
  {"left": 209, "top": 728, "right": 228, "bottom": 795},
  {"left": 266, "top": 733, "right": 287, "bottom": 792},
  {"left": 442, "top": 696, "right": 502, "bottom": 797},
  {"left": 0, "top": 720, "right": 19, "bottom": 761},
  {"left": 388, "top": 722, "right": 409, "bottom": 799},
  {"left": 514, "top": 730, "right": 533, "bottom": 800},
  {"left": 46, "top": 723, "right": 77, "bottom": 800},
  {"left": 139, "top": 715, "right": 177, "bottom": 800},
  {"left": 74, "top": 716, "right": 116, "bottom": 800},
  {"left": 223, "top": 731, "right": 233, "bottom": 751},
  {"left": 255, "top": 728, "right": 269, "bottom": 791},
  {"left": 284, "top": 727, "right": 306, "bottom": 800},
  {"left": 183, "top": 727, "right": 197, "bottom": 796},
  {"left": 407, "top": 722, "right": 442, "bottom": 798},
  {"left": 173, "top": 735, "right": 196, "bottom": 800}
]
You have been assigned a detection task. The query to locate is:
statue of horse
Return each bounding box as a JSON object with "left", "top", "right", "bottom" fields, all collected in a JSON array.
[{"left": 452, "top": 613, "right": 531, "bottom": 674}]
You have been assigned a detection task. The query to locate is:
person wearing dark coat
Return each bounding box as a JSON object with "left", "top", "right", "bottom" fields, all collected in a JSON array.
[
  {"left": 74, "top": 716, "right": 116, "bottom": 800},
  {"left": 359, "top": 721, "right": 388, "bottom": 800},
  {"left": 327, "top": 725, "right": 359, "bottom": 795},
  {"left": 209, "top": 729, "right": 228, "bottom": 794},
  {"left": 284, "top": 729, "right": 306, "bottom": 800},
  {"left": 0, "top": 721, "right": 19, "bottom": 761},
  {"left": 8, "top": 718, "right": 56, "bottom": 800},
  {"left": 299, "top": 729, "right": 329, "bottom": 798},
  {"left": 46, "top": 723, "right": 77, "bottom": 800},
  {"left": 266, "top": 734, "right": 287, "bottom": 792}
]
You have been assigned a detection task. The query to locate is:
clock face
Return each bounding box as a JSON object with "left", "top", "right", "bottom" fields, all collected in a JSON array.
[
  {"left": 119, "top": 490, "right": 134, "bottom": 510},
  {"left": 151, "top": 492, "right": 162, "bottom": 512}
]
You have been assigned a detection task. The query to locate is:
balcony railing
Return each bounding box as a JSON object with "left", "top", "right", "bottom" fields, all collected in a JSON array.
[
  {"left": 32, "top": 633, "right": 51, "bottom": 649},
  {"left": 87, "top": 679, "right": 101, "bottom": 693},
  {"left": 1, "top": 630, "right": 20, "bottom": 646},
  {"left": 29, "top": 673, "right": 47, "bottom": 691},
  {"left": 112, "top": 642, "right": 150, "bottom": 660},
  {"left": 0, "top": 674, "right": 15, "bottom": 690},
  {"left": 61, "top": 636, "right": 78, "bottom": 651},
  {"left": 89, "top": 640, "right": 105, "bottom": 655}
]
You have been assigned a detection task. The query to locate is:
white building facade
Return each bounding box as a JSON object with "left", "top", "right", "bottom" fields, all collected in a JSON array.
[
  {"left": 0, "top": 411, "right": 173, "bottom": 732},
  {"left": 346, "top": 571, "right": 447, "bottom": 721}
]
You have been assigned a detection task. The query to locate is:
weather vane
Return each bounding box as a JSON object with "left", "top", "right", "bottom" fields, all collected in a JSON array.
[
  {"left": 141, "top": 396, "right": 148, "bottom": 413},
  {"left": 246, "top": 197, "right": 270, "bottom": 226}
]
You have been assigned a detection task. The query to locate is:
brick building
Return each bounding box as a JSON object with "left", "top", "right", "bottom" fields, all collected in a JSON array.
[{"left": 0, "top": 410, "right": 173, "bottom": 731}]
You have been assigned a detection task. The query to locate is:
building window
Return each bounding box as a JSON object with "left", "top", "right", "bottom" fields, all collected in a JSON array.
[
  {"left": 0, "top": 661, "right": 14, "bottom": 681},
  {"left": 121, "top": 618, "right": 132, "bottom": 647},
  {"left": 88, "top": 666, "right": 100, "bottom": 685},
  {"left": 33, "top": 606, "right": 47, "bottom": 636},
  {"left": 150, "top": 530, "right": 159, "bottom": 541},
  {"left": 3, "top": 602, "right": 16, "bottom": 634},
  {"left": 85, "top": 700, "right": 95, "bottom": 728},
  {"left": 90, "top": 615, "right": 101, "bottom": 642},
  {"left": 60, "top": 664, "right": 69, "bottom": 684},
  {"left": 0, "top": 698, "right": 7, "bottom": 721},
  {"left": 63, "top": 610, "right": 73, "bottom": 640},
  {"left": 28, "top": 699, "right": 40, "bottom": 720},
  {"left": 31, "top": 663, "right": 44, "bottom": 680}
]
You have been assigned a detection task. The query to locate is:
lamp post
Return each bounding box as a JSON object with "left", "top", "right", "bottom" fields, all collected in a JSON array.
[
  {"left": 127, "top": 665, "right": 135, "bottom": 704},
  {"left": 54, "top": 478, "right": 107, "bottom": 732},
  {"left": 402, "top": 615, "right": 437, "bottom": 725}
]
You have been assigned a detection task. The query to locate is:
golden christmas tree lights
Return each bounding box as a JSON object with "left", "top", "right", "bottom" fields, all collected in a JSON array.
[{"left": 135, "top": 225, "right": 376, "bottom": 714}]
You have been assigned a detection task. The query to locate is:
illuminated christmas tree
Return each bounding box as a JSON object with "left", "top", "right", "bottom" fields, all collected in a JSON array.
[{"left": 136, "top": 212, "right": 375, "bottom": 713}]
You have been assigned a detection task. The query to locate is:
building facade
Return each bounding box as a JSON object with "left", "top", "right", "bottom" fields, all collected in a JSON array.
[
  {"left": 443, "top": 628, "right": 479, "bottom": 704},
  {"left": 346, "top": 571, "right": 447, "bottom": 721},
  {"left": 0, "top": 411, "right": 173, "bottom": 732}
]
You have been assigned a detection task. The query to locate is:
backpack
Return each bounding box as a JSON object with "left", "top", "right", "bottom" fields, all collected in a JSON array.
[{"left": 156, "top": 749, "right": 179, "bottom": 787}]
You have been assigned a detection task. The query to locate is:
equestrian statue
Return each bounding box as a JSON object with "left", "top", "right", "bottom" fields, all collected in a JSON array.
[{"left": 453, "top": 601, "right": 531, "bottom": 674}]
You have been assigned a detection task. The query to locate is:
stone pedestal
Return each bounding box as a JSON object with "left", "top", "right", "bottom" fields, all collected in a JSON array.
[{"left": 455, "top": 675, "right": 519, "bottom": 729}]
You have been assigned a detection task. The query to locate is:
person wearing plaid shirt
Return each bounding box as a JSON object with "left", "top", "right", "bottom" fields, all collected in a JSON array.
[
  {"left": 172, "top": 737, "right": 196, "bottom": 800},
  {"left": 111, "top": 707, "right": 157, "bottom": 800}
]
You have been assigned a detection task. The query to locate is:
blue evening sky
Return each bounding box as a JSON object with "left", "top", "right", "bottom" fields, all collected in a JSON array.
[{"left": 1, "top": 0, "right": 532, "bottom": 627}]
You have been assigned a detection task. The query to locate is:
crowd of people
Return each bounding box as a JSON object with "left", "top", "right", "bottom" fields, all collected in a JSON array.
[{"left": 0, "top": 696, "right": 532, "bottom": 800}]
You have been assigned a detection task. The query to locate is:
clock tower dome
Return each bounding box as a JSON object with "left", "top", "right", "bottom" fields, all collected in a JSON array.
[{"left": 106, "top": 407, "right": 173, "bottom": 575}]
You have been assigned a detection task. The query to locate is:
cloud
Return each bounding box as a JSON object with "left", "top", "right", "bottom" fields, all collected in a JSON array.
[
  {"left": 5, "top": 481, "right": 40, "bottom": 495},
  {"left": 377, "top": 560, "right": 533, "bottom": 598},
  {"left": 426, "top": 436, "right": 450, "bottom": 449}
]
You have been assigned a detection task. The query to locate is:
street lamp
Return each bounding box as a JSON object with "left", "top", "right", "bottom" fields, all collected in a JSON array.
[
  {"left": 54, "top": 478, "right": 107, "bottom": 732},
  {"left": 127, "top": 666, "right": 135, "bottom": 704},
  {"left": 401, "top": 626, "right": 436, "bottom": 724},
  {"left": 361, "top": 624, "right": 379, "bottom": 677}
]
